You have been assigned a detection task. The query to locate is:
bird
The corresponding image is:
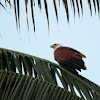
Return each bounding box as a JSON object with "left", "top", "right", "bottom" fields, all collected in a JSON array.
[{"left": 50, "top": 44, "right": 87, "bottom": 75}]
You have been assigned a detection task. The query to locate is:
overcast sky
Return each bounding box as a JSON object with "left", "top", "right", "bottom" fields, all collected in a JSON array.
[{"left": 0, "top": 0, "right": 100, "bottom": 86}]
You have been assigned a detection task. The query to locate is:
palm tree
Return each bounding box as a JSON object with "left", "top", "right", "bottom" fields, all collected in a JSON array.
[{"left": 0, "top": 0, "right": 100, "bottom": 100}]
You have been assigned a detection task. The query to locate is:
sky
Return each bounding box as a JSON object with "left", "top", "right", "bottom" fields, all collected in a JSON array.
[{"left": 0, "top": 0, "right": 100, "bottom": 86}]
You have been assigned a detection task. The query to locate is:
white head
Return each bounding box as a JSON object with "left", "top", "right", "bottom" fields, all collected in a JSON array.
[{"left": 50, "top": 44, "right": 62, "bottom": 50}]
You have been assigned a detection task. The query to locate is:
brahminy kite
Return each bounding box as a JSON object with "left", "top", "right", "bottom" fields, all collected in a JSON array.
[{"left": 50, "top": 44, "right": 86, "bottom": 75}]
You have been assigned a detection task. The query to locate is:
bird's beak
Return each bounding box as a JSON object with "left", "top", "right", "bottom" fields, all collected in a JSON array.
[{"left": 50, "top": 45, "right": 53, "bottom": 48}]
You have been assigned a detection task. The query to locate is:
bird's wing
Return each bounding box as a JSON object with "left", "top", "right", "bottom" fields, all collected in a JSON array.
[
  {"left": 67, "top": 47, "right": 86, "bottom": 58},
  {"left": 54, "top": 47, "right": 86, "bottom": 72},
  {"left": 54, "top": 47, "right": 86, "bottom": 63}
]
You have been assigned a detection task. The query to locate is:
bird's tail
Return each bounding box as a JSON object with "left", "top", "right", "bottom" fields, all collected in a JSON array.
[{"left": 82, "top": 66, "right": 87, "bottom": 70}]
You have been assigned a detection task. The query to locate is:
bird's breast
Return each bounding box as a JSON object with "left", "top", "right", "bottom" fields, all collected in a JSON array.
[{"left": 54, "top": 49, "right": 71, "bottom": 63}]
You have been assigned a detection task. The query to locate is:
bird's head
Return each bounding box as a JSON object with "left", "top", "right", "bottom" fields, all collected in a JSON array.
[{"left": 50, "top": 44, "right": 62, "bottom": 50}]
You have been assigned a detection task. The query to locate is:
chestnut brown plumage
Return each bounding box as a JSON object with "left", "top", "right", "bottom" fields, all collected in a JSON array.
[{"left": 51, "top": 44, "right": 86, "bottom": 75}]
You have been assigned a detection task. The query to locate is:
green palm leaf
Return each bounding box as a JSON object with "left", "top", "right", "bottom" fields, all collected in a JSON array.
[
  {"left": 1, "top": 0, "right": 100, "bottom": 31},
  {"left": 0, "top": 2, "right": 6, "bottom": 10},
  {"left": 0, "top": 69, "right": 81, "bottom": 100},
  {"left": 0, "top": 48, "right": 100, "bottom": 99}
]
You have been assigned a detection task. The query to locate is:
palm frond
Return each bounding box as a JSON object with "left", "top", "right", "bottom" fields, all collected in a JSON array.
[
  {"left": 1, "top": 0, "right": 100, "bottom": 31},
  {"left": 0, "top": 2, "right": 6, "bottom": 10},
  {"left": 53, "top": 0, "right": 58, "bottom": 22},
  {"left": 0, "top": 48, "right": 100, "bottom": 99},
  {"left": 0, "top": 69, "right": 81, "bottom": 100},
  {"left": 30, "top": 0, "right": 35, "bottom": 32}
]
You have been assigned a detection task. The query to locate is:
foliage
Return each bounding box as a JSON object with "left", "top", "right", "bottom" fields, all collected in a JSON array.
[
  {"left": 0, "top": 2, "right": 6, "bottom": 10},
  {"left": 0, "top": 69, "right": 82, "bottom": 100},
  {"left": 0, "top": 0, "right": 100, "bottom": 31},
  {"left": 0, "top": 48, "right": 100, "bottom": 100}
]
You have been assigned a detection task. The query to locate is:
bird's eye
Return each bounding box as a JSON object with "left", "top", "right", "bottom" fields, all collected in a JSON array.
[{"left": 54, "top": 44, "right": 56, "bottom": 45}]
